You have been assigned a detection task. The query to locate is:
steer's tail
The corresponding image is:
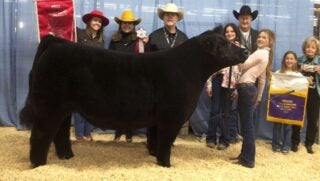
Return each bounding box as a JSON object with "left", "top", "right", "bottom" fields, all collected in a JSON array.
[
  {"left": 19, "top": 98, "right": 35, "bottom": 129},
  {"left": 20, "top": 35, "right": 66, "bottom": 129}
]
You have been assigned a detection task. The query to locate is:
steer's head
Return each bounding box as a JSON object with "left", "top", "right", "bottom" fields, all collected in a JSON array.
[{"left": 197, "top": 28, "right": 249, "bottom": 72}]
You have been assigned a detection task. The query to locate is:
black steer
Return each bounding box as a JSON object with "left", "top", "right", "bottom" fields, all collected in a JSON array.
[{"left": 20, "top": 30, "right": 248, "bottom": 168}]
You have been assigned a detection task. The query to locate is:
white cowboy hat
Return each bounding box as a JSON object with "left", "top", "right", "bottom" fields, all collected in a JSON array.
[{"left": 157, "top": 3, "right": 184, "bottom": 21}]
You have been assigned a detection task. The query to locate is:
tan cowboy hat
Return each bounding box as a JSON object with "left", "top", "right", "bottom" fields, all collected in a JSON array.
[
  {"left": 82, "top": 10, "right": 109, "bottom": 27},
  {"left": 157, "top": 3, "right": 184, "bottom": 21},
  {"left": 114, "top": 9, "right": 141, "bottom": 25}
]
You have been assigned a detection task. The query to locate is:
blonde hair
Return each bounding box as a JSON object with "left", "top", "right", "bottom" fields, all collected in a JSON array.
[
  {"left": 302, "top": 36, "right": 320, "bottom": 55},
  {"left": 259, "top": 29, "right": 275, "bottom": 80},
  {"left": 279, "top": 50, "right": 299, "bottom": 73}
]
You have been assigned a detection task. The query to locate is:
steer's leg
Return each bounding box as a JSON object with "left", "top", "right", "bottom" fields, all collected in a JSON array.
[
  {"left": 156, "top": 124, "right": 181, "bottom": 167},
  {"left": 147, "top": 126, "right": 157, "bottom": 156},
  {"left": 30, "top": 116, "right": 63, "bottom": 168},
  {"left": 53, "top": 115, "right": 74, "bottom": 160}
]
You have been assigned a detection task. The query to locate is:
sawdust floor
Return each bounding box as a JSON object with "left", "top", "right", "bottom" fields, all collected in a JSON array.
[{"left": 0, "top": 127, "right": 319, "bottom": 181}]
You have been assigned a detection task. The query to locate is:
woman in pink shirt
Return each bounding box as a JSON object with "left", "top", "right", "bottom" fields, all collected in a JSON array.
[{"left": 233, "top": 29, "right": 275, "bottom": 168}]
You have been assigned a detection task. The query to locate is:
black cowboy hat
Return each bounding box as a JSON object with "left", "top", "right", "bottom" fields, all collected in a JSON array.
[{"left": 233, "top": 5, "right": 258, "bottom": 20}]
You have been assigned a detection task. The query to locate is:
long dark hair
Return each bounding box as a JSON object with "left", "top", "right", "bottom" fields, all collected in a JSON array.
[
  {"left": 85, "top": 20, "right": 104, "bottom": 43},
  {"left": 223, "top": 23, "right": 240, "bottom": 43}
]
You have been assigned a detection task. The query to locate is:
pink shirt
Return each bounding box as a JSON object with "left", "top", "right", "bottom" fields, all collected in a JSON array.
[
  {"left": 238, "top": 48, "right": 270, "bottom": 101},
  {"left": 205, "top": 65, "right": 241, "bottom": 95},
  {"left": 220, "top": 66, "right": 241, "bottom": 89}
]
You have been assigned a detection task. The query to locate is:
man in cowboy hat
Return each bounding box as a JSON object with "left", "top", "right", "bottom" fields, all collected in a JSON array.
[
  {"left": 233, "top": 5, "right": 259, "bottom": 54},
  {"left": 228, "top": 5, "right": 259, "bottom": 146},
  {"left": 147, "top": 3, "right": 188, "bottom": 51}
]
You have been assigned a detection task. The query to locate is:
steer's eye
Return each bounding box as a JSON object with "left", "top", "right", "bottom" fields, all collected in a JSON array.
[{"left": 243, "top": 49, "right": 250, "bottom": 57}]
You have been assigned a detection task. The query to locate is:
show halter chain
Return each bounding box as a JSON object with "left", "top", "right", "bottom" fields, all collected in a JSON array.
[{"left": 163, "top": 28, "right": 178, "bottom": 48}]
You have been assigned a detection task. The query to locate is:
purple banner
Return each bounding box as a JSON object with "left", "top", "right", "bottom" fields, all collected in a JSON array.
[{"left": 269, "top": 93, "right": 305, "bottom": 121}]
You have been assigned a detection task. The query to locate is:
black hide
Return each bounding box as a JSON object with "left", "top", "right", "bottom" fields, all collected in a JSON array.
[{"left": 20, "top": 30, "right": 248, "bottom": 168}]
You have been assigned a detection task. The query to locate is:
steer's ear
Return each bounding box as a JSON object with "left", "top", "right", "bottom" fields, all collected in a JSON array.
[
  {"left": 199, "top": 34, "right": 218, "bottom": 55},
  {"left": 212, "top": 26, "right": 223, "bottom": 35}
]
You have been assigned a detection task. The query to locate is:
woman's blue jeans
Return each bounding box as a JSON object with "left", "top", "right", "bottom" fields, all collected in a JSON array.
[
  {"left": 207, "top": 75, "right": 232, "bottom": 145},
  {"left": 237, "top": 85, "right": 257, "bottom": 164},
  {"left": 73, "top": 113, "right": 93, "bottom": 137},
  {"left": 272, "top": 123, "right": 292, "bottom": 151}
]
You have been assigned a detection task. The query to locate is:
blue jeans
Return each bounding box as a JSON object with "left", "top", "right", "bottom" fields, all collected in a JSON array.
[
  {"left": 73, "top": 113, "right": 93, "bottom": 137},
  {"left": 237, "top": 85, "right": 257, "bottom": 165},
  {"left": 228, "top": 101, "right": 239, "bottom": 139},
  {"left": 272, "top": 123, "right": 292, "bottom": 151},
  {"left": 207, "top": 75, "right": 232, "bottom": 145}
]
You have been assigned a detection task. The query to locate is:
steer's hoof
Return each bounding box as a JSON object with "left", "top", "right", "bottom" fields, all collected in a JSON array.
[
  {"left": 57, "top": 151, "right": 74, "bottom": 160},
  {"left": 31, "top": 161, "right": 46, "bottom": 168},
  {"left": 147, "top": 145, "right": 157, "bottom": 157},
  {"left": 157, "top": 160, "right": 171, "bottom": 167},
  {"left": 148, "top": 149, "right": 157, "bottom": 157}
]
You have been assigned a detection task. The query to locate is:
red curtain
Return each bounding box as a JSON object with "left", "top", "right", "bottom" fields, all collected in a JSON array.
[{"left": 36, "top": 0, "right": 76, "bottom": 42}]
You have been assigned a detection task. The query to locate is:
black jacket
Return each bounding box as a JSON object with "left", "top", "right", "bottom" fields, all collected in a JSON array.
[
  {"left": 147, "top": 27, "right": 188, "bottom": 51},
  {"left": 239, "top": 27, "right": 258, "bottom": 54},
  {"left": 76, "top": 27, "right": 104, "bottom": 48},
  {"left": 108, "top": 32, "right": 138, "bottom": 52}
]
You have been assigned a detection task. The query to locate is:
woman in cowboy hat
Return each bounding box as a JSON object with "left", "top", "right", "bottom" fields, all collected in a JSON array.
[
  {"left": 74, "top": 10, "right": 109, "bottom": 141},
  {"left": 109, "top": 9, "right": 148, "bottom": 142},
  {"left": 109, "top": 9, "right": 148, "bottom": 53},
  {"left": 147, "top": 3, "right": 188, "bottom": 51},
  {"left": 77, "top": 10, "right": 109, "bottom": 48},
  {"left": 233, "top": 5, "right": 259, "bottom": 54}
]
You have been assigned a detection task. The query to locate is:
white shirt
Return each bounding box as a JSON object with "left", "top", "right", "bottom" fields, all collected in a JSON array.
[{"left": 240, "top": 29, "right": 250, "bottom": 41}]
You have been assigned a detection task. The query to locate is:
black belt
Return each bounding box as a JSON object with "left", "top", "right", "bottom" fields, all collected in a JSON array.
[{"left": 237, "top": 83, "right": 255, "bottom": 88}]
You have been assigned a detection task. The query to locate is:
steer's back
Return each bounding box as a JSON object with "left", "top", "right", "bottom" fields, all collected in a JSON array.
[{"left": 31, "top": 38, "right": 163, "bottom": 129}]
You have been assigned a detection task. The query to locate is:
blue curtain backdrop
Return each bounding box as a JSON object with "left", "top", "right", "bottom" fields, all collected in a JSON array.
[{"left": 0, "top": 0, "right": 314, "bottom": 139}]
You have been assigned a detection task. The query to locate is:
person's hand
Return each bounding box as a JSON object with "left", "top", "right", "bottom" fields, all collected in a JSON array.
[
  {"left": 307, "top": 76, "right": 314, "bottom": 84},
  {"left": 300, "top": 64, "right": 311, "bottom": 72},
  {"left": 254, "top": 99, "right": 261, "bottom": 108},
  {"left": 233, "top": 41, "right": 240, "bottom": 47},
  {"left": 314, "top": 65, "right": 320, "bottom": 74},
  {"left": 230, "top": 89, "right": 238, "bottom": 100},
  {"left": 142, "top": 36, "right": 149, "bottom": 44},
  {"left": 206, "top": 88, "right": 212, "bottom": 97}
]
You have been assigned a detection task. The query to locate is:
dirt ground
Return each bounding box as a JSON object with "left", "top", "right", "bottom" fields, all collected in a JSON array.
[{"left": 0, "top": 127, "right": 319, "bottom": 181}]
